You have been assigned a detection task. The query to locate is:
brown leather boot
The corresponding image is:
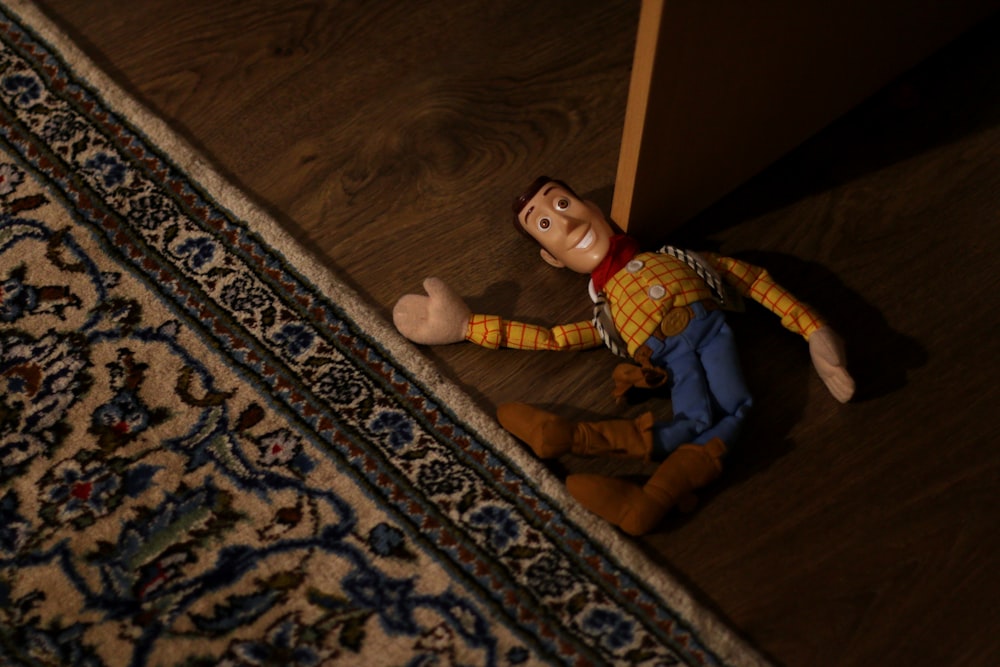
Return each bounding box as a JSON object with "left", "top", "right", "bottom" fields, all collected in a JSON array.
[
  {"left": 496, "top": 403, "right": 654, "bottom": 460},
  {"left": 566, "top": 438, "right": 727, "bottom": 536},
  {"left": 574, "top": 411, "right": 655, "bottom": 459}
]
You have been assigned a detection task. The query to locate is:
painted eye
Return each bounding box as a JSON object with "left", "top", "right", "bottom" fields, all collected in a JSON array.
[
  {"left": 538, "top": 217, "right": 551, "bottom": 231},
  {"left": 555, "top": 198, "right": 570, "bottom": 211}
]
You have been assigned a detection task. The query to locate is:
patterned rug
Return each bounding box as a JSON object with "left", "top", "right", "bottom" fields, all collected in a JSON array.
[{"left": 0, "top": 2, "right": 771, "bottom": 665}]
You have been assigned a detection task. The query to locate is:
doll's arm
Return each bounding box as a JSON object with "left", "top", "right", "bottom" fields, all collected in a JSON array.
[
  {"left": 393, "top": 277, "right": 602, "bottom": 352},
  {"left": 707, "top": 254, "right": 855, "bottom": 401},
  {"left": 467, "top": 315, "right": 602, "bottom": 351},
  {"left": 808, "top": 327, "right": 855, "bottom": 403},
  {"left": 393, "top": 277, "right": 471, "bottom": 345},
  {"left": 707, "top": 254, "right": 825, "bottom": 339}
]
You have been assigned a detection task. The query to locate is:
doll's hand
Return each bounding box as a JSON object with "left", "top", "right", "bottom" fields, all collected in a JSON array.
[
  {"left": 808, "top": 326, "right": 855, "bottom": 403},
  {"left": 392, "top": 277, "right": 471, "bottom": 345}
]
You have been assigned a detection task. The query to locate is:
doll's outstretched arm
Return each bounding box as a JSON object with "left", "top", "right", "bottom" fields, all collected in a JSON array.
[
  {"left": 808, "top": 327, "right": 855, "bottom": 403},
  {"left": 394, "top": 278, "right": 603, "bottom": 351},
  {"left": 393, "top": 277, "right": 471, "bottom": 345},
  {"left": 706, "top": 253, "right": 855, "bottom": 402}
]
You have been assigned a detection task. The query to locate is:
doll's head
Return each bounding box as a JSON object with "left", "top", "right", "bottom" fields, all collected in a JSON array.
[{"left": 511, "top": 177, "right": 615, "bottom": 274}]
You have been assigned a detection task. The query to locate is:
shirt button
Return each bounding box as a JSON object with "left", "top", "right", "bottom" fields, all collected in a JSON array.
[
  {"left": 626, "top": 259, "right": 644, "bottom": 273},
  {"left": 648, "top": 285, "right": 666, "bottom": 300}
]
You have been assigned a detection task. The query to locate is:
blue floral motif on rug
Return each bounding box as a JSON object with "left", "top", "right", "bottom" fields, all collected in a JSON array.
[{"left": 0, "top": 3, "right": 767, "bottom": 666}]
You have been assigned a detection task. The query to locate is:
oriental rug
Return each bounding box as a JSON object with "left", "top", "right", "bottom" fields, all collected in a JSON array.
[{"left": 0, "top": 2, "right": 771, "bottom": 666}]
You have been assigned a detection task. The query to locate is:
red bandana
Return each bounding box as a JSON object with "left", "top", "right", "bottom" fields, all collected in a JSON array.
[{"left": 591, "top": 234, "right": 640, "bottom": 293}]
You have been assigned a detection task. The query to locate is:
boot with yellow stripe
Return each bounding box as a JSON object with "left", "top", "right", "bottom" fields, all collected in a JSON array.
[
  {"left": 565, "top": 437, "right": 727, "bottom": 536},
  {"left": 496, "top": 402, "right": 654, "bottom": 460}
]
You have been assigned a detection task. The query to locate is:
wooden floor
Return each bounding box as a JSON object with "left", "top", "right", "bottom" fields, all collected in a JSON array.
[{"left": 32, "top": 1, "right": 999, "bottom": 665}]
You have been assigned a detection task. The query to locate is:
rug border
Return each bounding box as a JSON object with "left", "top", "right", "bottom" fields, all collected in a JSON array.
[{"left": 3, "top": 2, "right": 774, "bottom": 665}]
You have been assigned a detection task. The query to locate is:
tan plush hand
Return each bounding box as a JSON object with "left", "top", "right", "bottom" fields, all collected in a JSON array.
[
  {"left": 808, "top": 326, "right": 855, "bottom": 403},
  {"left": 392, "top": 277, "right": 471, "bottom": 345}
]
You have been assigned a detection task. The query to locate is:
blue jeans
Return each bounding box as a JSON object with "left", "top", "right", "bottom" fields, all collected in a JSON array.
[{"left": 643, "top": 302, "right": 752, "bottom": 461}]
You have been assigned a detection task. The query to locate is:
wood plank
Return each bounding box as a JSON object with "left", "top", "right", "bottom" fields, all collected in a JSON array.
[{"left": 28, "top": 2, "right": 1000, "bottom": 665}]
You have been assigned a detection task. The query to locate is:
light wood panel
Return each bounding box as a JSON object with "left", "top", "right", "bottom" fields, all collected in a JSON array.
[{"left": 613, "top": 0, "right": 1000, "bottom": 239}]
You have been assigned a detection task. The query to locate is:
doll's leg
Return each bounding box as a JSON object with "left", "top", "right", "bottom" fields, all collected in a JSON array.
[
  {"left": 694, "top": 320, "right": 752, "bottom": 447},
  {"left": 647, "top": 349, "right": 710, "bottom": 458},
  {"left": 648, "top": 309, "right": 750, "bottom": 457},
  {"left": 645, "top": 312, "right": 721, "bottom": 458}
]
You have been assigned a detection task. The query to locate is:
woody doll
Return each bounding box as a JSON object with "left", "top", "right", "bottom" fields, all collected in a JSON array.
[{"left": 393, "top": 177, "right": 854, "bottom": 536}]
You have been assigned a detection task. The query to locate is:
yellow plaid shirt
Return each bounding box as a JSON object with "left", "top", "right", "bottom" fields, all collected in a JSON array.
[{"left": 465, "top": 252, "right": 825, "bottom": 358}]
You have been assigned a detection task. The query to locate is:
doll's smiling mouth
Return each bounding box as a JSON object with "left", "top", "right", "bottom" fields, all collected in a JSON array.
[{"left": 572, "top": 228, "right": 595, "bottom": 251}]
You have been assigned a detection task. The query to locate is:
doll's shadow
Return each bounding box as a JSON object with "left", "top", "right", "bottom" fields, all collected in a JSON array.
[
  {"left": 729, "top": 250, "right": 928, "bottom": 404},
  {"left": 667, "top": 250, "right": 926, "bottom": 522},
  {"left": 464, "top": 279, "right": 522, "bottom": 316}
]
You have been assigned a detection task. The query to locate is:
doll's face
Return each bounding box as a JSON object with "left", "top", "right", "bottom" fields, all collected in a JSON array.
[{"left": 518, "top": 182, "right": 613, "bottom": 274}]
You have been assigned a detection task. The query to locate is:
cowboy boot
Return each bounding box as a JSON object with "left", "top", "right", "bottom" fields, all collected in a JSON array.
[
  {"left": 565, "top": 437, "right": 727, "bottom": 536},
  {"left": 496, "top": 402, "right": 654, "bottom": 460}
]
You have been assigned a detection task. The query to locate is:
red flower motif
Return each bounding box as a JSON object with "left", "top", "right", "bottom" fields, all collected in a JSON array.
[{"left": 70, "top": 481, "right": 93, "bottom": 500}]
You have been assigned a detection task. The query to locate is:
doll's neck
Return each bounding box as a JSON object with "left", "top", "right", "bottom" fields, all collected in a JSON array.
[{"left": 591, "top": 234, "right": 640, "bottom": 292}]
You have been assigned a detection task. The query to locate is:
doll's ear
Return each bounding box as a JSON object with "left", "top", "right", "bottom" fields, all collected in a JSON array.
[{"left": 540, "top": 248, "right": 565, "bottom": 268}]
